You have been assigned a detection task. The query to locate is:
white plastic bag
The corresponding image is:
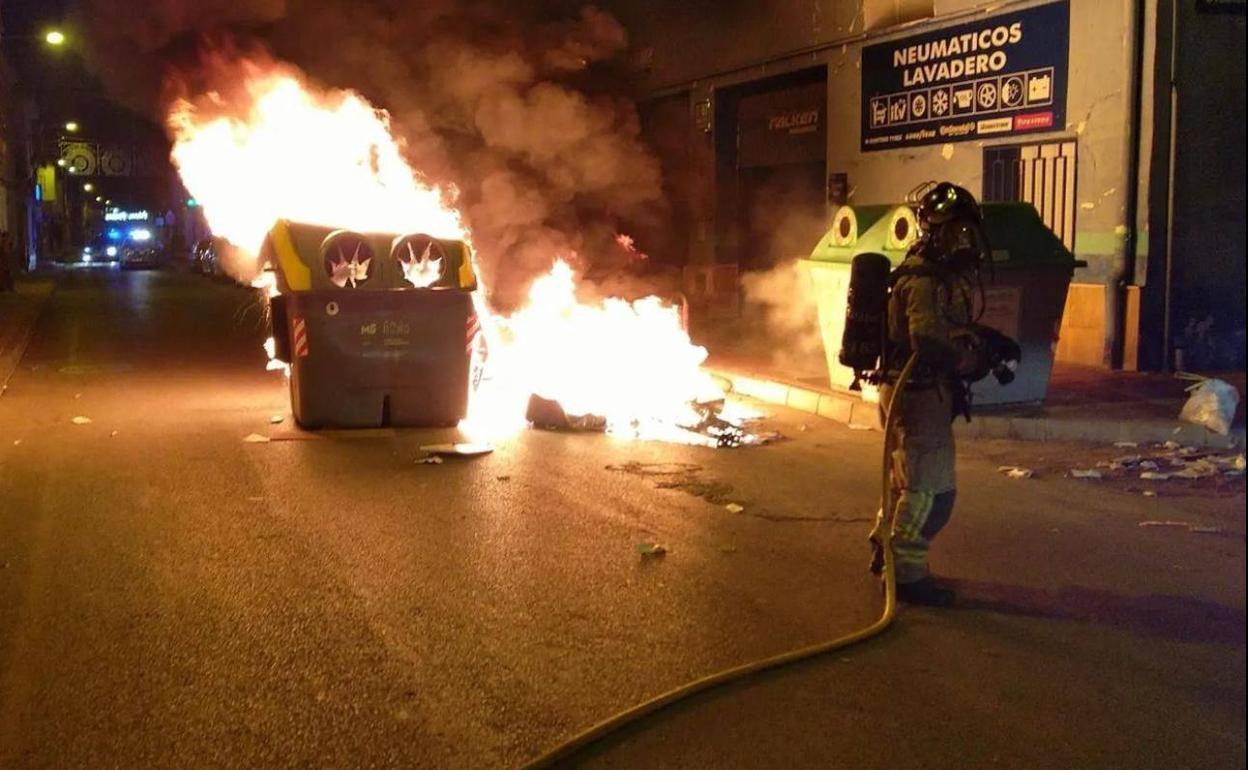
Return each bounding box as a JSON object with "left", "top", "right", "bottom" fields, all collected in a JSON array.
[{"left": 1178, "top": 376, "right": 1240, "bottom": 436}]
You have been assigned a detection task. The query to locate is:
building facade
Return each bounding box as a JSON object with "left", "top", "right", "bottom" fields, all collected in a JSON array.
[{"left": 613, "top": 0, "right": 1246, "bottom": 372}]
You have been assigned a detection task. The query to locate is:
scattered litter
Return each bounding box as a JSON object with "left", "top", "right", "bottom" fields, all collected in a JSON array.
[
  {"left": 242, "top": 433, "right": 270, "bottom": 443},
  {"left": 749, "top": 431, "right": 785, "bottom": 445},
  {"left": 1142, "top": 490, "right": 1157, "bottom": 497},
  {"left": 269, "top": 415, "right": 285, "bottom": 425},
  {"left": 1113, "top": 441, "right": 1139, "bottom": 448},
  {"left": 414, "top": 456, "right": 444, "bottom": 465},
  {"left": 496, "top": 475, "right": 511, "bottom": 482},
  {"left": 418, "top": 442, "right": 494, "bottom": 457},
  {"left": 1069, "top": 469, "right": 1103, "bottom": 479},
  {"left": 637, "top": 542, "right": 668, "bottom": 557},
  {"left": 1162, "top": 440, "right": 1181, "bottom": 449},
  {"left": 1140, "top": 471, "right": 1171, "bottom": 481},
  {"left": 12, "top": 439, "right": 21, "bottom": 446},
  {"left": 1139, "top": 520, "right": 1225, "bottom": 535},
  {"left": 848, "top": 423, "right": 872, "bottom": 431},
  {"left": 109, "top": 430, "right": 118, "bottom": 437},
  {"left": 1172, "top": 427, "right": 1183, "bottom": 435},
  {"left": 1172, "top": 460, "right": 1219, "bottom": 479},
  {"left": 997, "top": 466, "right": 1035, "bottom": 479},
  {"left": 71, "top": 416, "right": 92, "bottom": 425},
  {"left": 526, "top": 394, "right": 607, "bottom": 432},
  {"left": 74, "top": 393, "right": 82, "bottom": 400},
  {"left": 1178, "top": 375, "right": 1240, "bottom": 436},
  {"left": 725, "top": 503, "right": 745, "bottom": 514},
  {"left": 799, "top": 424, "right": 809, "bottom": 432},
  {"left": 1139, "top": 460, "right": 1160, "bottom": 471}
]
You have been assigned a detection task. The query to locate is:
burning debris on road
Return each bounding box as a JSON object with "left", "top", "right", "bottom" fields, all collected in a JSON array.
[{"left": 525, "top": 392, "right": 774, "bottom": 448}]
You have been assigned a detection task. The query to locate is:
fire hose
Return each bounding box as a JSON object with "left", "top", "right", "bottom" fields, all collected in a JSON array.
[{"left": 518, "top": 354, "right": 920, "bottom": 769}]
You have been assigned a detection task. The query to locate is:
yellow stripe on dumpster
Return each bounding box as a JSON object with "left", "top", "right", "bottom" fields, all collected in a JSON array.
[
  {"left": 458, "top": 244, "right": 478, "bottom": 290},
  {"left": 271, "top": 219, "right": 312, "bottom": 291}
]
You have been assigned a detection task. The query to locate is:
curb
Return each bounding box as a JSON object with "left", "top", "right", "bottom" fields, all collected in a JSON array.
[
  {"left": 707, "top": 366, "right": 1244, "bottom": 449},
  {"left": 0, "top": 281, "right": 55, "bottom": 395}
]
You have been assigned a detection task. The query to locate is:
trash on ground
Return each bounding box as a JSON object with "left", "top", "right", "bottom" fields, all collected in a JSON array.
[
  {"left": 1142, "top": 490, "right": 1157, "bottom": 497},
  {"left": 1139, "top": 520, "right": 1224, "bottom": 535},
  {"left": 1075, "top": 444, "right": 1247, "bottom": 488},
  {"left": 725, "top": 503, "right": 745, "bottom": 513},
  {"left": 1173, "top": 460, "right": 1219, "bottom": 479},
  {"left": 12, "top": 439, "right": 21, "bottom": 446},
  {"left": 1178, "top": 375, "right": 1240, "bottom": 436},
  {"left": 71, "top": 416, "right": 92, "bottom": 425},
  {"left": 525, "top": 394, "right": 607, "bottom": 433},
  {"left": 998, "top": 466, "right": 1035, "bottom": 479},
  {"left": 1113, "top": 441, "right": 1139, "bottom": 448},
  {"left": 269, "top": 415, "right": 285, "bottom": 425},
  {"left": 109, "top": 430, "right": 118, "bottom": 437},
  {"left": 414, "top": 456, "right": 444, "bottom": 465},
  {"left": 243, "top": 433, "right": 270, "bottom": 443},
  {"left": 848, "top": 423, "right": 873, "bottom": 431},
  {"left": 637, "top": 542, "right": 668, "bottom": 557},
  {"left": 496, "top": 475, "right": 511, "bottom": 482},
  {"left": 418, "top": 442, "right": 495, "bottom": 457},
  {"left": 1163, "top": 440, "right": 1181, "bottom": 450},
  {"left": 1069, "top": 469, "right": 1103, "bottom": 479}
]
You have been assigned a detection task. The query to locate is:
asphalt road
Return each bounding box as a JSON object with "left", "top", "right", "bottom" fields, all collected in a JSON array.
[{"left": 0, "top": 267, "right": 1244, "bottom": 770}]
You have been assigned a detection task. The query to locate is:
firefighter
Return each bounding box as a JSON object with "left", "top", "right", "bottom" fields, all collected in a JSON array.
[{"left": 868, "top": 182, "right": 991, "bottom": 607}]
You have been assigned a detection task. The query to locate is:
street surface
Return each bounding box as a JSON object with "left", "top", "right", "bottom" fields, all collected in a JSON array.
[{"left": 1, "top": 267, "right": 1244, "bottom": 769}]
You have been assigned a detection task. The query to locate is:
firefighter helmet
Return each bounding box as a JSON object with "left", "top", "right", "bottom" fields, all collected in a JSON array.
[{"left": 916, "top": 182, "right": 982, "bottom": 230}]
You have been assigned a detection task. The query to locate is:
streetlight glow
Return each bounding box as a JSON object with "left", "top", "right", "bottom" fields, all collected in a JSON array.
[
  {"left": 65, "top": 121, "right": 80, "bottom": 133},
  {"left": 56, "top": 159, "right": 67, "bottom": 167},
  {"left": 83, "top": 183, "right": 95, "bottom": 192},
  {"left": 45, "top": 30, "right": 67, "bottom": 47}
]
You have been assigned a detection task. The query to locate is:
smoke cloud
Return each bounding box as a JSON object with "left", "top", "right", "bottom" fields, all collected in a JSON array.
[{"left": 75, "top": 0, "right": 666, "bottom": 311}]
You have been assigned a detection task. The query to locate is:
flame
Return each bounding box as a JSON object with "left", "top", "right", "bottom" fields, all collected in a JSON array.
[
  {"left": 168, "top": 64, "right": 463, "bottom": 262},
  {"left": 168, "top": 62, "right": 731, "bottom": 443}
]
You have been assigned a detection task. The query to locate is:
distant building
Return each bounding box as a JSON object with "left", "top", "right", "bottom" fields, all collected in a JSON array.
[{"left": 612, "top": 0, "right": 1246, "bottom": 371}]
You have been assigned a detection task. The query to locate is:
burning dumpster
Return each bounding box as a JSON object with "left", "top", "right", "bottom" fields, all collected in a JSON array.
[
  {"left": 264, "top": 219, "right": 482, "bottom": 428},
  {"left": 803, "top": 202, "right": 1084, "bottom": 406}
]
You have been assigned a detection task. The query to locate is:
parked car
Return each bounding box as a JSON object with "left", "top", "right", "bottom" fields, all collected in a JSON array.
[
  {"left": 119, "top": 245, "right": 162, "bottom": 270},
  {"left": 193, "top": 237, "right": 228, "bottom": 277}
]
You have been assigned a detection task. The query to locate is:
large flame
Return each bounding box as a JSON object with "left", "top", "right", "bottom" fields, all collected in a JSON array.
[
  {"left": 168, "top": 62, "right": 729, "bottom": 442},
  {"left": 168, "top": 65, "right": 463, "bottom": 261}
]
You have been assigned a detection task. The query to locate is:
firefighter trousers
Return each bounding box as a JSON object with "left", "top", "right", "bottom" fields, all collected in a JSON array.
[{"left": 871, "top": 382, "right": 958, "bottom": 584}]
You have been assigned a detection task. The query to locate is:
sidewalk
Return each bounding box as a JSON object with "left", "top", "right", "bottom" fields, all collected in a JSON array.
[
  {"left": 704, "top": 351, "right": 1246, "bottom": 450},
  {"left": 0, "top": 279, "right": 56, "bottom": 394}
]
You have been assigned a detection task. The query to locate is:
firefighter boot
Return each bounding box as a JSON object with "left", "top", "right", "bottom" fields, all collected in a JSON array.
[{"left": 896, "top": 576, "right": 957, "bottom": 607}]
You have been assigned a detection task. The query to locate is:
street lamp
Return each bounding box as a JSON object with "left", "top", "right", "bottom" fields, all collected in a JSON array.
[
  {"left": 83, "top": 182, "right": 94, "bottom": 192},
  {"left": 65, "top": 121, "right": 80, "bottom": 133},
  {"left": 56, "top": 159, "right": 67, "bottom": 168},
  {"left": 45, "top": 30, "right": 67, "bottom": 47}
]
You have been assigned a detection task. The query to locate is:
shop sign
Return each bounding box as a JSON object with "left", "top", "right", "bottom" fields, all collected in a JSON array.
[{"left": 861, "top": 1, "right": 1069, "bottom": 151}]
